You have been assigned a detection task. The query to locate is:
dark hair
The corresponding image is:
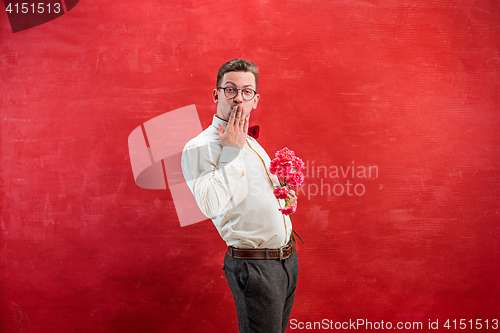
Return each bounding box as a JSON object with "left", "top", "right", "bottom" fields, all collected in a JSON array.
[{"left": 216, "top": 58, "right": 259, "bottom": 89}]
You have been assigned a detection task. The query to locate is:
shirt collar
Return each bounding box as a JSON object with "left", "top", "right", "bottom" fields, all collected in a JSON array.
[{"left": 212, "top": 114, "right": 228, "bottom": 130}]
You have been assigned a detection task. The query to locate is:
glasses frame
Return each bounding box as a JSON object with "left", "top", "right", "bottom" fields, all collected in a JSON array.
[{"left": 217, "top": 86, "right": 257, "bottom": 101}]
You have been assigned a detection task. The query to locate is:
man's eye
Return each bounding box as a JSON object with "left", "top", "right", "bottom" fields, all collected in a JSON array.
[
  {"left": 226, "top": 88, "right": 236, "bottom": 92},
  {"left": 243, "top": 89, "right": 253, "bottom": 94}
]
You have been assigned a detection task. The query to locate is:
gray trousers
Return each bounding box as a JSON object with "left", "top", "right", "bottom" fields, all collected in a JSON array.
[{"left": 222, "top": 250, "right": 298, "bottom": 333}]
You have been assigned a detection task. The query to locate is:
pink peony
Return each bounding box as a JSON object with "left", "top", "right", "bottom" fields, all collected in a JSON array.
[
  {"left": 279, "top": 204, "right": 297, "bottom": 215},
  {"left": 275, "top": 147, "right": 296, "bottom": 162},
  {"left": 286, "top": 171, "right": 305, "bottom": 188},
  {"left": 270, "top": 158, "right": 293, "bottom": 178},
  {"left": 273, "top": 187, "right": 290, "bottom": 200},
  {"left": 292, "top": 156, "right": 305, "bottom": 171}
]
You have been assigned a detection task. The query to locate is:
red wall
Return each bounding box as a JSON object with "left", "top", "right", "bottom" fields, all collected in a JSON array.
[{"left": 1, "top": 1, "right": 499, "bottom": 332}]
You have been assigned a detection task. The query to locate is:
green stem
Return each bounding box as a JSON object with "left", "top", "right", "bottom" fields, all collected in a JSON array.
[
  {"left": 287, "top": 212, "right": 305, "bottom": 245},
  {"left": 282, "top": 181, "right": 305, "bottom": 245},
  {"left": 292, "top": 229, "right": 305, "bottom": 244}
]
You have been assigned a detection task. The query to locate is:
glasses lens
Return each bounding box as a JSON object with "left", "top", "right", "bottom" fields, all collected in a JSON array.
[
  {"left": 223, "top": 87, "right": 237, "bottom": 99},
  {"left": 242, "top": 89, "right": 255, "bottom": 101}
]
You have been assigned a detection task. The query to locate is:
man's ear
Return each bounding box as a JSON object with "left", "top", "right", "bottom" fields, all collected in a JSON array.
[
  {"left": 212, "top": 89, "right": 219, "bottom": 103},
  {"left": 252, "top": 93, "right": 260, "bottom": 109}
]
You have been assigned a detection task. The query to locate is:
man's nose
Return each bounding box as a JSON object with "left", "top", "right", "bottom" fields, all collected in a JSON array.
[{"left": 233, "top": 90, "right": 244, "bottom": 103}]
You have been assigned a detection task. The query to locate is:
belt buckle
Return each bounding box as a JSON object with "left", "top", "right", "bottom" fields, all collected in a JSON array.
[{"left": 279, "top": 247, "right": 284, "bottom": 260}]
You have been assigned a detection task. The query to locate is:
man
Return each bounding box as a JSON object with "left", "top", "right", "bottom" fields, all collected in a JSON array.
[{"left": 181, "top": 59, "right": 298, "bottom": 333}]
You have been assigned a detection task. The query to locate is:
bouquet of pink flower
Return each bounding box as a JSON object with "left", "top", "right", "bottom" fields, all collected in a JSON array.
[{"left": 270, "top": 147, "right": 305, "bottom": 243}]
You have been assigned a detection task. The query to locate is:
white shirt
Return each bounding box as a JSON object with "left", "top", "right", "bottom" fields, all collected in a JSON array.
[{"left": 181, "top": 115, "right": 292, "bottom": 249}]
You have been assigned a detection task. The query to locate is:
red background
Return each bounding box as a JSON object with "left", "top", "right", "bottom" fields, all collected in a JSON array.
[{"left": 1, "top": 0, "right": 499, "bottom": 332}]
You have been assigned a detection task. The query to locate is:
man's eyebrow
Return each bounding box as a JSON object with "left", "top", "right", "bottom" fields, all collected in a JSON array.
[{"left": 224, "top": 81, "right": 255, "bottom": 89}]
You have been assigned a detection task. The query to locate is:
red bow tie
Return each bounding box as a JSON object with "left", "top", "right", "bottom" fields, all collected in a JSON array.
[{"left": 247, "top": 125, "right": 260, "bottom": 139}]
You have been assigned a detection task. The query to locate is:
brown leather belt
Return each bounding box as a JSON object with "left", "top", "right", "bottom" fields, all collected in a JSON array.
[{"left": 227, "top": 240, "right": 295, "bottom": 260}]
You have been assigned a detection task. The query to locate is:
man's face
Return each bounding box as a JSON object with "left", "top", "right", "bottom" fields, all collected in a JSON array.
[{"left": 213, "top": 71, "right": 260, "bottom": 121}]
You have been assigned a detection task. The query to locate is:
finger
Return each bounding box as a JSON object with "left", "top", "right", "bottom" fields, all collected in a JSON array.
[
  {"left": 235, "top": 106, "right": 242, "bottom": 123},
  {"left": 289, "top": 190, "right": 296, "bottom": 197},
  {"left": 228, "top": 106, "right": 237, "bottom": 126},
  {"left": 234, "top": 106, "right": 242, "bottom": 129},
  {"left": 239, "top": 110, "right": 246, "bottom": 130},
  {"left": 218, "top": 123, "right": 224, "bottom": 136},
  {"left": 243, "top": 116, "right": 249, "bottom": 133},
  {"left": 239, "top": 107, "right": 246, "bottom": 126},
  {"left": 233, "top": 107, "right": 241, "bottom": 129}
]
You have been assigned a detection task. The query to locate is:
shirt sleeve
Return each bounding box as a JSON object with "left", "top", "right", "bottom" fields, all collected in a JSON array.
[{"left": 181, "top": 141, "right": 247, "bottom": 219}]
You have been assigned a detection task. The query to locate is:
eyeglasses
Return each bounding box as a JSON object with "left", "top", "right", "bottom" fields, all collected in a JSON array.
[{"left": 217, "top": 86, "right": 257, "bottom": 101}]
